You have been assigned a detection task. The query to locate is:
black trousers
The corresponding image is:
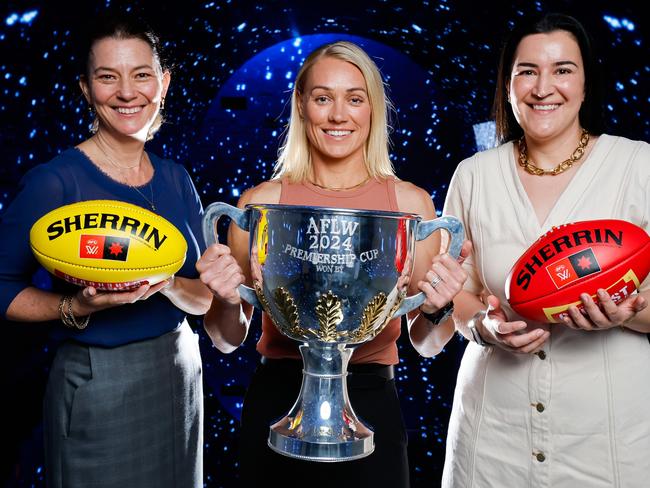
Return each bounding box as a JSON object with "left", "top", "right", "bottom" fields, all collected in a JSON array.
[{"left": 239, "top": 358, "right": 409, "bottom": 488}]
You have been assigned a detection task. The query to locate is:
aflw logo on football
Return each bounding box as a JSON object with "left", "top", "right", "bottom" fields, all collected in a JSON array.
[
  {"left": 79, "top": 235, "right": 130, "bottom": 261},
  {"left": 84, "top": 239, "right": 101, "bottom": 256},
  {"left": 546, "top": 248, "right": 601, "bottom": 289},
  {"left": 555, "top": 267, "right": 571, "bottom": 281}
]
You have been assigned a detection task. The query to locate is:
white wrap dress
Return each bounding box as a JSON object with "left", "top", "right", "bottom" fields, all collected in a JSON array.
[{"left": 441, "top": 135, "right": 650, "bottom": 488}]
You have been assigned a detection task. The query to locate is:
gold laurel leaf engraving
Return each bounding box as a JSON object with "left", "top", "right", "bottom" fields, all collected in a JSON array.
[
  {"left": 376, "top": 289, "right": 407, "bottom": 336},
  {"left": 315, "top": 290, "right": 344, "bottom": 342},
  {"left": 254, "top": 281, "right": 310, "bottom": 339},
  {"left": 274, "top": 287, "right": 300, "bottom": 326},
  {"left": 254, "top": 280, "right": 271, "bottom": 313},
  {"left": 254, "top": 280, "right": 283, "bottom": 329},
  {"left": 274, "top": 287, "right": 311, "bottom": 338},
  {"left": 350, "top": 292, "right": 388, "bottom": 342},
  {"left": 388, "top": 290, "right": 407, "bottom": 319}
]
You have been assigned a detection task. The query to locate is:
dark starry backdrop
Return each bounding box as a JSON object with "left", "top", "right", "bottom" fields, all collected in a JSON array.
[{"left": 1, "top": 0, "right": 648, "bottom": 486}]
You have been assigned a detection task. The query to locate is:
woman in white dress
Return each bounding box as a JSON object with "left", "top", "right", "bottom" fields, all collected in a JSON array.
[{"left": 442, "top": 13, "right": 650, "bottom": 488}]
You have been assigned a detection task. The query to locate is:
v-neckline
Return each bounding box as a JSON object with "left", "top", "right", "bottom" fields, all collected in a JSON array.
[{"left": 499, "top": 135, "right": 607, "bottom": 240}]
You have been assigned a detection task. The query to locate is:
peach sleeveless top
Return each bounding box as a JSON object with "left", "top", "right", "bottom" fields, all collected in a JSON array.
[{"left": 256, "top": 177, "right": 402, "bottom": 365}]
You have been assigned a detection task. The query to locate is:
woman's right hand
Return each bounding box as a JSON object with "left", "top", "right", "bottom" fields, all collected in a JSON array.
[
  {"left": 478, "top": 295, "right": 550, "bottom": 354},
  {"left": 196, "top": 243, "right": 246, "bottom": 305}
]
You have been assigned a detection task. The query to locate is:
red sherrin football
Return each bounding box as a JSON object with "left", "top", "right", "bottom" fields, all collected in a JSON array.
[{"left": 505, "top": 219, "right": 650, "bottom": 323}]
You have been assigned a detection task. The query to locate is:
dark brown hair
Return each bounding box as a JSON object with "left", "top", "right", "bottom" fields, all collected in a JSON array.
[
  {"left": 493, "top": 13, "right": 605, "bottom": 143},
  {"left": 80, "top": 12, "right": 168, "bottom": 78},
  {"left": 79, "top": 12, "right": 169, "bottom": 139}
]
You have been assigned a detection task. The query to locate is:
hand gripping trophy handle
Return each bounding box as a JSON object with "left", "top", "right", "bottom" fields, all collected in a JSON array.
[
  {"left": 202, "top": 202, "right": 262, "bottom": 309},
  {"left": 392, "top": 215, "right": 464, "bottom": 316}
]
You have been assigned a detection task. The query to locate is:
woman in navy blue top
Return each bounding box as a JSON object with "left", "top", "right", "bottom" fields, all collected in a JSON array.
[{"left": 0, "top": 13, "right": 211, "bottom": 488}]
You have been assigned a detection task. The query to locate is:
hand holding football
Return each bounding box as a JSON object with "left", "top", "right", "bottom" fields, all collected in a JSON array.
[
  {"left": 505, "top": 219, "right": 650, "bottom": 323},
  {"left": 30, "top": 200, "right": 187, "bottom": 291}
]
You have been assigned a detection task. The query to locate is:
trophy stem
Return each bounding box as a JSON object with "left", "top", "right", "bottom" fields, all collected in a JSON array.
[{"left": 267, "top": 343, "right": 374, "bottom": 462}]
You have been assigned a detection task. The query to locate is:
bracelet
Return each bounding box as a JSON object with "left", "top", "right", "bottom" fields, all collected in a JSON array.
[
  {"left": 58, "top": 295, "right": 72, "bottom": 327},
  {"left": 419, "top": 302, "right": 454, "bottom": 326},
  {"left": 467, "top": 310, "right": 488, "bottom": 346},
  {"left": 58, "top": 294, "right": 90, "bottom": 330}
]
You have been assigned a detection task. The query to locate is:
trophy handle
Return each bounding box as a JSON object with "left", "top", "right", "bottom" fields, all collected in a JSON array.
[
  {"left": 202, "top": 202, "right": 261, "bottom": 309},
  {"left": 394, "top": 215, "right": 465, "bottom": 317}
]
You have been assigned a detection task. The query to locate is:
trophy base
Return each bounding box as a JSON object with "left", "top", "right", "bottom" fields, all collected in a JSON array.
[
  {"left": 268, "top": 427, "right": 374, "bottom": 462},
  {"left": 265, "top": 344, "right": 375, "bottom": 462}
]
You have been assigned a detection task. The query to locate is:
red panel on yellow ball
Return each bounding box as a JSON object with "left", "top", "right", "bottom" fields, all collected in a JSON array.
[
  {"left": 30, "top": 200, "right": 187, "bottom": 291},
  {"left": 505, "top": 219, "right": 650, "bottom": 323}
]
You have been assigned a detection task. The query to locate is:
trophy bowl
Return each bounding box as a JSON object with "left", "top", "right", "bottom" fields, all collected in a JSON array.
[{"left": 203, "top": 203, "right": 463, "bottom": 462}]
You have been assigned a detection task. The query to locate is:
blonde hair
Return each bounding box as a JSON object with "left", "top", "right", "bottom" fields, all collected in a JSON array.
[{"left": 273, "top": 41, "right": 395, "bottom": 182}]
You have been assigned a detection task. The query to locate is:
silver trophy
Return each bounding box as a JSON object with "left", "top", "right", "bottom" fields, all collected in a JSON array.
[{"left": 203, "top": 203, "right": 463, "bottom": 462}]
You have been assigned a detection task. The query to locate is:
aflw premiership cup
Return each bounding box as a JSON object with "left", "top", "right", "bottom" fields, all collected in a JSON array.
[{"left": 203, "top": 203, "right": 463, "bottom": 462}]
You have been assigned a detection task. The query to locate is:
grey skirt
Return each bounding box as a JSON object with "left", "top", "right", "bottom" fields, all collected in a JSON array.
[{"left": 43, "top": 321, "right": 203, "bottom": 488}]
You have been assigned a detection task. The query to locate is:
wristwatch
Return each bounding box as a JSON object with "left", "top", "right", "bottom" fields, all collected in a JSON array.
[
  {"left": 467, "top": 312, "right": 487, "bottom": 346},
  {"left": 419, "top": 302, "right": 454, "bottom": 326}
]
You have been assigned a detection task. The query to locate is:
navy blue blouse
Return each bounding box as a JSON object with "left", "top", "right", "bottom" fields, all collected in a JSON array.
[{"left": 0, "top": 148, "right": 206, "bottom": 346}]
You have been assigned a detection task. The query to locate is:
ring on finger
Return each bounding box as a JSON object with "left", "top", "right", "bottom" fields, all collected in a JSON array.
[{"left": 430, "top": 273, "right": 442, "bottom": 288}]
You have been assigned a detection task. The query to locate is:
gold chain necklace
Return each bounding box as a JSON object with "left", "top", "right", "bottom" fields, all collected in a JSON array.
[
  {"left": 518, "top": 128, "right": 590, "bottom": 176},
  {"left": 308, "top": 175, "right": 371, "bottom": 191},
  {"left": 91, "top": 138, "right": 156, "bottom": 211}
]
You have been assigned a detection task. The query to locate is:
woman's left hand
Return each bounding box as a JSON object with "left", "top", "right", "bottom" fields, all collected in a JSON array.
[
  {"left": 75, "top": 280, "right": 171, "bottom": 315},
  {"left": 418, "top": 240, "right": 472, "bottom": 314},
  {"left": 561, "top": 289, "right": 647, "bottom": 330}
]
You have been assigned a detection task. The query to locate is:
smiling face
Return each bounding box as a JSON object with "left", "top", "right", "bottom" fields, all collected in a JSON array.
[
  {"left": 508, "top": 30, "right": 585, "bottom": 143},
  {"left": 80, "top": 37, "right": 170, "bottom": 141},
  {"left": 298, "top": 56, "right": 371, "bottom": 167}
]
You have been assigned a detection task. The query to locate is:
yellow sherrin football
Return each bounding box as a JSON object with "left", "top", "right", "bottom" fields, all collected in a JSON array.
[{"left": 30, "top": 200, "right": 187, "bottom": 290}]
